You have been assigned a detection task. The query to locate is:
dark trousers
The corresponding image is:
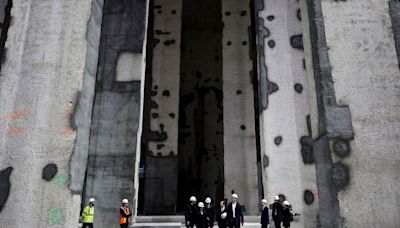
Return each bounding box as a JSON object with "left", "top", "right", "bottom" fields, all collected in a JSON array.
[
  {"left": 120, "top": 223, "right": 129, "bottom": 228},
  {"left": 82, "top": 223, "right": 93, "bottom": 228},
  {"left": 262, "top": 225, "right": 268, "bottom": 228},
  {"left": 273, "top": 220, "right": 281, "bottom": 228},
  {"left": 228, "top": 219, "right": 240, "bottom": 228}
]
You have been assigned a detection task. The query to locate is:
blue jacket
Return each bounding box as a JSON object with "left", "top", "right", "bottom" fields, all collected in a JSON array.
[{"left": 261, "top": 206, "right": 269, "bottom": 226}]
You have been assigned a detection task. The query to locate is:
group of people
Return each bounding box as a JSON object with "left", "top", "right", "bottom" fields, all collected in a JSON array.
[
  {"left": 81, "top": 194, "right": 294, "bottom": 228},
  {"left": 186, "top": 194, "right": 294, "bottom": 228},
  {"left": 81, "top": 198, "right": 133, "bottom": 228},
  {"left": 262, "top": 195, "right": 294, "bottom": 228},
  {"left": 185, "top": 193, "right": 243, "bottom": 228}
]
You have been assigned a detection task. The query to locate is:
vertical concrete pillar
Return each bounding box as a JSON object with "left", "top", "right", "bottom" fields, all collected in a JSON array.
[
  {"left": 142, "top": 0, "right": 182, "bottom": 215},
  {"left": 83, "top": 0, "right": 148, "bottom": 227},
  {"left": 0, "top": 0, "right": 102, "bottom": 227},
  {"left": 300, "top": 0, "right": 400, "bottom": 227},
  {"left": 222, "top": 0, "right": 259, "bottom": 215},
  {"left": 255, "top": 0, "right": 318, "bottom": 225}
]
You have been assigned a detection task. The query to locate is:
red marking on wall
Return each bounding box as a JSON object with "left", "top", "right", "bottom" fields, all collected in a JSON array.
[
  {"left": 2, "top": 111, "right": 28, "bottom": 121},
  {"left": 1, "top": 125, "right": 25, "bottom": 136},
  {"left": 58, "top": 128, "right": 76, "bottom": 137}
]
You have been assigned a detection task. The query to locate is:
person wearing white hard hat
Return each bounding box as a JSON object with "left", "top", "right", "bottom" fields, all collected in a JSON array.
[
  {"left": 119, "top": 199, "right": 132, "bottom": 228},
  {"left": 81, "top": 198, "right": 95, "bottom": 228},
  {"left": 282, "top": 201, "right": 293, "bottom": 228},
  {"left": 196, "top": 202, "right": 208, "bottom": 228},
  {"left": 216, "top": 200, "right": 227, "bottom": 228},
  {"left": 272, "top": 195, "right": 283, "bottom": 228},
  {"left": 204, "top": 197, "right": 215, "bottom": 227},
  {"left": 260, "top": 199, "right": 269, "bottom": 228},
  {"left": 185, "top": 196, "right": 198, "bottom": 228},
  {"left": 226, "top": 193, "right": 243, "bottom": 228}
]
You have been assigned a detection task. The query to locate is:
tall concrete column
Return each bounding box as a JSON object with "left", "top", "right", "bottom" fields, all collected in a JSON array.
[
  {"left": 222, "top": 0, "right": 259, "bottom": 215},
  {"left": 83, "top": 0, "right": 148, "bottom": 227},
  {"left": 300, "top": 0, "right": 400, "bottom": 227},
  {"left": 0, "top": 0, "right": 103, "bottom": 227},
  {"left": 142, "top": 0, "right": 182, "bottom": 215},
  {"left": 255, "top": 0, "right": 318, "bottom": 225}
]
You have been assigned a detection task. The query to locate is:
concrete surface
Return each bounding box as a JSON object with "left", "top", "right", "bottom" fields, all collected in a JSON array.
[
  {"left": 256, "top": 0, "right": 318, "bottom": 227},
  {"left": 0, "top": 0, "right": 101, "bottom": 227},
  {"left": 222, "top": 0, "right": 259, "bottom": 215},
  {"left": 320, "top": 0, "right": 400, "bottom": 227}
]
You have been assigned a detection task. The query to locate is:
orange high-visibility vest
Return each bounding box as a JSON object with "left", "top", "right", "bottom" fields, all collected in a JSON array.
[{"left": 119, "top": 207, "right": 129, "bottom": 224}]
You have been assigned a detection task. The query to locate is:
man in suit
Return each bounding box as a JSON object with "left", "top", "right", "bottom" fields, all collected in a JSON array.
[
  {"left": 272, "top": 195, "right": 283, "bottom": 228},
  {"left": 260, "top": 199, "right": 269, "bottom": 228},
  {"left": 226, "top": 194, "right": 243, "bottom": 228},
  {"left": 185, "top": 196, "right": 198, "bottom": 228},
  {"left": 216, "top": 200, "right": 227, "bottom": 228}
]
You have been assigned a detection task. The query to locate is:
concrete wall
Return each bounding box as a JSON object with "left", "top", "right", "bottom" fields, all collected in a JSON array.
[
  {"left": 141, "top": 0, "right": 182, "bottom": 215},
  {"left": 83, "top": 0, "right": 148, "bottom": 227},
  {"left": 318, "top": 0, "right": 400, "bottom": 227},
  {"left": 222, "top": 0, "right": 259, "bottom": 215},
  {"left": 0, "top": 0, "right": 102, "bottom": 227},
  {"left": 255, "top": 0, "right": 318, "bottom": 225}
]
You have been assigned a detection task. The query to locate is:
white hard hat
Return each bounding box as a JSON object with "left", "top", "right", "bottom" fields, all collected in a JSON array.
[
  {"left": 122, "top": 199, "right": 129, "bottom": 204},
  {"left": 190, "top": 196, "right": 197, "bottom": 202},
  {"left": 89, "top": 198, "right": 95, "bottom": 203},
  {"left": 274, "top": 195, "right": 280, "bottom": 201},
  {"left": 232, "top": 193, "right": 238, "bottom": 199},
  {"left": 283, "top": 201, "right": 290, "bottom": 206},
  {"left": 261, "top": 199, "right": 267, "bottom": 204},
  {"left": 198, "top": 202, "right": 205, "bottom": 208},
  {"left": 221, "top": 212, "right": 227, "bottom": 219},
  {"left": 205, "top": 197, "right": 211, "bottom": 204}
]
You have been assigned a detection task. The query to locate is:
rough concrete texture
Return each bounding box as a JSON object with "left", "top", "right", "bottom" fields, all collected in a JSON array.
[
  {"left": 222, "top": 0, "right": 259, "bottom": 215},
  {"left": 257, "top": 0, "right": 318, "bottom": 226},
  {"left": 320, "top": 0, "right": 400, "bottom": 227},
  {"left": 0, "top": 0, "right": 100, "bottom": 227},
  {"left": 141, "top": 0, "right": 182, "bottom": 215},
  {"left": 83, "top": 0, "right": 147, "bottom": 227}
]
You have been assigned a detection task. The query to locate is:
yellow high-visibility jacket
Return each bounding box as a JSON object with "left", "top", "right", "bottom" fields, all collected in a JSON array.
[{"left": 82, "top": 206, "right": 95, "bottom": 223}]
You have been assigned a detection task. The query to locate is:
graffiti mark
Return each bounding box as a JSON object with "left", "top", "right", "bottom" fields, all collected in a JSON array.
[
  {"left": 0, "top": 167, "right": 13, "bottom": 212},
  {"left": 53, "top": 174, "right": 68, "bottom": 188},
  {"left": 48, "top": 208, "right": 63, "bottom": 224},
  {"left": 2, "top": 111, "right": 28, "bottom": 121},
  {"left": 1, "top": 125, "right": 25, "bottom": 137}
]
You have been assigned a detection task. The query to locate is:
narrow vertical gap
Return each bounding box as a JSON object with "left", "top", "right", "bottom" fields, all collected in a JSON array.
[
  {"left": 177, "top": 0, "right": 224, "bottom": 212},
  {"left": 0, "top": 0, "right": 12, "bottom": 69},
  {"left": 138, "top": 0, "right": 155, "bottom": 215},
  {"left": 249, "top": 0, "right": 265, "bottom": 207}
]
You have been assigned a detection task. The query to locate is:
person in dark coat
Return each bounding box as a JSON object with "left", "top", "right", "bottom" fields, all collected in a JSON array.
[
  {"left": 226, "top": 194, "right": 244, "bottom": 228},
  {"left": 196, "top": 202, "right": 208, "bottom": 228},
  {"left": 185, "top": 196, "right": 198, "bottom": 228},
  {"left": 282, "top": 201, "right": 293, "bottom": 228},
  {"left": 260, "top": 199, "right": 269, "bottom": 228},
  {"left": 216, "top": 200, "right": 228, "bottom": 228},
  {"left": 271, "top": 195, "right": 283, "bottom": 228},
  {"left": 205, "top": 197, "right": 215, "bottom": 227}
]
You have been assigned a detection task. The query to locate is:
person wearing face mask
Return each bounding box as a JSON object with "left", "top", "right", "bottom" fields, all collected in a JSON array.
[
  {"left": 205, "top": 197, "right": 215, "bottom": 227},
  {"left": 197, "top": 202, "right": 208, "bottom": 228},
  {"left": 216, "top": 200, "right": 227, "bottom": 228},
  {"left": 185, "top": 196, "right": 198, "bottom": 228},
  {"left": 282, "top": 201, "right": 293, "bottom": 228}
]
